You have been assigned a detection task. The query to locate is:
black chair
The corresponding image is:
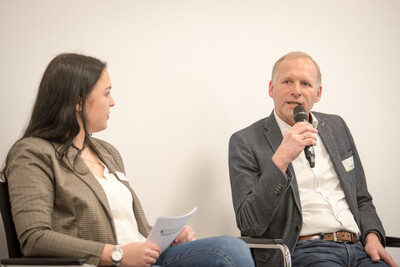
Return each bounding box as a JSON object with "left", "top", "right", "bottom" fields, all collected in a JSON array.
[
  {"left": 0, "top": 181, "right": 21, "bottom": 260},
  {"left": 387, "top": 237, "right": 400, "bottom": 248},
  {"left": 0, "top": 181, "right": 91, "bottom": 267}
]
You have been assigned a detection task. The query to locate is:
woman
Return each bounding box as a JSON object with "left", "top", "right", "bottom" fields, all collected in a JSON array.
[{"left": 2, "top": 53, "right": 254, "bottom": 267}]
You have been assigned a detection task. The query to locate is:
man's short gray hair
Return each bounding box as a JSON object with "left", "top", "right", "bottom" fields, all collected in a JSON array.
[{"left": 271, "top": 51, "right": 321, "bottom": 88}]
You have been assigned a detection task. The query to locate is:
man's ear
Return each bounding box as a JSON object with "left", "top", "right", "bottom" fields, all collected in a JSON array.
[
  {"left": 315, "top": 86, "right": 322, "bottom": 103},
  {"left": 268, "top": 81, "right": 274, "bottom": 98}
]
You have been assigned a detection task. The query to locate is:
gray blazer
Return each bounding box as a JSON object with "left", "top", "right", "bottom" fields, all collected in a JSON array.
[
  {"left": 229, "top": 111, "right": 385, "bottom": 265},
  {"left": 6, "top": 137, "right": 151, "bottom": 266}
]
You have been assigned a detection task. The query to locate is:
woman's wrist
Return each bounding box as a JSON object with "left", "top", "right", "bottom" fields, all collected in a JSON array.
[{"left": 99, "top": 244, "right": 114, "bottom": 266}]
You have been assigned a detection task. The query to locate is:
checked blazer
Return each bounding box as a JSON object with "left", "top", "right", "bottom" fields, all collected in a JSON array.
[{"left": 5, "top": 137, "right": 151, "bottom": 266}]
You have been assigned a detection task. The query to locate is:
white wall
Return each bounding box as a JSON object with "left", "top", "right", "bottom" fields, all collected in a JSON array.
[{"left": 1, "top": 0, "right": 399, "bottom": 262}]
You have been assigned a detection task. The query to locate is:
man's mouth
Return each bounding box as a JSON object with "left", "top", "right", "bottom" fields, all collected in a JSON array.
[{"left": 288, "top": 101, "right": 302, "bottom": 106}]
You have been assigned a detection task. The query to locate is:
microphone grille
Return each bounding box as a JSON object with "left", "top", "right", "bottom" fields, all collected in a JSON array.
[{"left": 293, "top": 105, "right": 308, "bottom": 122}]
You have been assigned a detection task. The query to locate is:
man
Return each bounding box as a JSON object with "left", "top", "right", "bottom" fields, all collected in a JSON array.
[{"left": 228, "top": 51, "right": 397, "bottom": 266}]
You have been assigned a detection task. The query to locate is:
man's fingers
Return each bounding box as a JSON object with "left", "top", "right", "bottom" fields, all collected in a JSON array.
[
  {"left": 370, "top": 253, "right": 380, "bottom": 262},
  {"left": 380, "top": 251, "right": 398, "bottom": 267}
]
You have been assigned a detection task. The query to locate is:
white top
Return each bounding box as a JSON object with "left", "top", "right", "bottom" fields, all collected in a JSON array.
[
  {"left": 95, "top": 164, "right": 146, "bottom": 245},
  {"left": 274, "top": 111, "right": 360, "bottom": 236}
]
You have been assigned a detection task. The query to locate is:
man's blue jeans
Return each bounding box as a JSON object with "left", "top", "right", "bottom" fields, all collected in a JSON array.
[
  {"left": 292, "top": 239, "right": 389, "bottom": 266},
  {"left": 152, "top": 235, "right": 255, "bottom": 266}
]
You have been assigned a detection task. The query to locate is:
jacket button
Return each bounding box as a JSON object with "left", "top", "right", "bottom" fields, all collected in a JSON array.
[{"left": 295, "top": 226, "right": 301, "bottom": 232}]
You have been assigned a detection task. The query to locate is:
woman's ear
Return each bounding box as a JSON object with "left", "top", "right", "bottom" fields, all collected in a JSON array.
[{"left": 76, "top": 97, "right": 82, "bottom": 112}]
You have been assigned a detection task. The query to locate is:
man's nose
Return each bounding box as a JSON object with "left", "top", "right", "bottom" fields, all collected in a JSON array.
[{"left": 292, "top": 82, "right": 301, "bottom": 96}]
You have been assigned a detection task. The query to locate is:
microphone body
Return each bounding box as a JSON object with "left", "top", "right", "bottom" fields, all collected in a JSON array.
[{"left": 293, "top": 106, "right": 315, "bottom": 168}]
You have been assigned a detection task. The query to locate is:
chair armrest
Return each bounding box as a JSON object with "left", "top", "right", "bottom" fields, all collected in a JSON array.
[
  {"left": 240, "top": 237, "right": 285, "bottom": 246},
  {"left": 386, "top": 236, "right": 400, "bottom": 248},
  {"left": 240, "top": 237, "right": 292, "bottom": 267},
  {"left": 0, "top": 258, "right": 94, "bottom": 267}
]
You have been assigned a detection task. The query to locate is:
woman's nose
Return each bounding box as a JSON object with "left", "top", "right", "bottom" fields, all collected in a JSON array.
[{"left": 110, "top": 95, "right": 115, "bottom": 107}]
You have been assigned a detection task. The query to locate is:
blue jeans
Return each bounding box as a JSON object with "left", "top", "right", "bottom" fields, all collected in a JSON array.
[
  {"left": 152, "top": 236, "right": 255, "bottom": 267},
  {"left": 292, "top": 239, "right": 389, "bottom": 267}
]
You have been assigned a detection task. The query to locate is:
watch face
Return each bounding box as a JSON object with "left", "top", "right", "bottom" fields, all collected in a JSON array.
[{"left": 111, "top": 250, "right": 123, "bottom": 262}]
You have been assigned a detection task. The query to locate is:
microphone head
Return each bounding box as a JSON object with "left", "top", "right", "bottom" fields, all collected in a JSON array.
[{"left": 293, "top": 105, "right": 308, "bottom": 123}]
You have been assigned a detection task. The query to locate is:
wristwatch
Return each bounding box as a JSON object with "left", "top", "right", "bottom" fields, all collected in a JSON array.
[{"left": 110, "top": 245, "right": 124, "bottom": 267}]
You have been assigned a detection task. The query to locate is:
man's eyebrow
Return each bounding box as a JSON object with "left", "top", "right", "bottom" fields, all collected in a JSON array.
[{"left": 302, "top": 79, "right": 315, "bottom": 84}]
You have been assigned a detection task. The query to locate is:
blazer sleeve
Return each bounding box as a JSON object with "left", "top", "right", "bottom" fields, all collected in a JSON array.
[
  {"left": 6, "top": 138, "right": 105, "bottom": 266},
  {"left": 228, "top": 130, "right": 295, "bottom": 237}
]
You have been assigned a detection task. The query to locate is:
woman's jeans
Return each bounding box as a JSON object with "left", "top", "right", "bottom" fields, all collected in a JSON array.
[
  {"left": 292, "top": 239, "right": 389, "bottom": 267},
  {"left": 152, "top": 235, "right": 254, "bottom": 267}
]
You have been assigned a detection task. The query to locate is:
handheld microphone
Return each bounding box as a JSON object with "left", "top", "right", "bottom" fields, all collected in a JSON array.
[{"left": 293, "top": 105, "right": 315, "bottom": 168}]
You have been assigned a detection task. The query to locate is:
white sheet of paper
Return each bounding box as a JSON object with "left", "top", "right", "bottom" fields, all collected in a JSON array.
[{"left": 146, "top": 207, "right": 197, "bottom": 253}]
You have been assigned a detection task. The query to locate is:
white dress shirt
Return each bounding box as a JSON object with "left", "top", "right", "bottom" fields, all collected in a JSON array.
[
  {"left": 95, "top": 164, "right": 146, "bottom": 245},
  {"left": 274, "top": 111, "right": 360, "bottom": 236}
]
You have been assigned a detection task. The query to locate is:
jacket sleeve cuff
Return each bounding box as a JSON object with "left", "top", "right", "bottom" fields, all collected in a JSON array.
[{"left": 365, "top": 230, "right": 384, "bottom": 245}]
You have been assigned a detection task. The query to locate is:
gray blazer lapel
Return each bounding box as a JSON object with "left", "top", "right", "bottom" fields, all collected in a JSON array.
[
  {"left": 263, "top": 112, "right": 283, "bottom": 154},
  {"left": 316, "top": 116, "right": 358, "bottom": 215},
  {"left": 263, "top": 112, "right": 302, "bottom": 213}
]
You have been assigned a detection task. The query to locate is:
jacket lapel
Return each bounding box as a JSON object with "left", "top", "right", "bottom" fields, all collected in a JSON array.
[
  {"left": 122, "top": 183, "right": 151, "bottom": 237},
  {"left": 64, "top": 143, "right": 114, "bottom": 223},
  {"left": 263, "top": 111, "right": 302, "bottom": 214},
  {"left": 90, "top": 141, "right": 152, "bottom": 237},
  {"left": 316, "top": 116, "right": 358, "bottom": 216}
]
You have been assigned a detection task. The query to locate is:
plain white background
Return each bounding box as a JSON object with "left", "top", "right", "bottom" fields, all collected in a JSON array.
[{"left": 1, "top": 0, "right": 399, "bottom": 263}]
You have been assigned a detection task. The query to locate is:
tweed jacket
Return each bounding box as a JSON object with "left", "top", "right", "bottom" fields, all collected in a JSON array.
[
  {"left": 229, "top": 110, "right": 385, "bottom": 266},
  {"left": 6, "top": 137, "right": 151, "bottom": 266}
]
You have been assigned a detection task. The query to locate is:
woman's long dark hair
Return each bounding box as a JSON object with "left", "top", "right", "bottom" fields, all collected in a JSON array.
[{"left": 1, "top": 53, "right": 107, "bottom": 175}]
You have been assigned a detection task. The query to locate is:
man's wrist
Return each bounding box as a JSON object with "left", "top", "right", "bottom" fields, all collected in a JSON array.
[
  {"left": 272, "top": 153, "right": 289, "bottom": 173},
  {"left": 365, "top": 230, "right": 382, "bottom": 244}
]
